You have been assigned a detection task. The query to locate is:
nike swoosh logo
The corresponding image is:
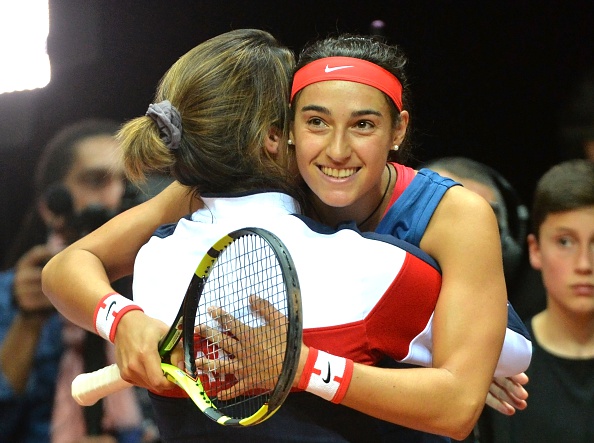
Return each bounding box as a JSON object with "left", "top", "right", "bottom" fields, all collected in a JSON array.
[
  {"left": 322, "top": 362, "right": 331, "bottom": 383},
  {"left": 105, "top": 301, "right": 116, "bottom": 320},
  {"left": 324, "top": 65, "right": 354, "bottom": 73}
]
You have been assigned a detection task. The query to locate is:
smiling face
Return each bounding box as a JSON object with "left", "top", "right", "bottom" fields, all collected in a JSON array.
[
  {"left": 529, "top": 206, "right": 594, "bottom": 316},
  {"left": 291, "top": 80, "right": 408, "bottom": 223}
]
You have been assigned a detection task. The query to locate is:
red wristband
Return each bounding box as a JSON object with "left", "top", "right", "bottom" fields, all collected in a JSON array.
[
  {"left": 94, "top": 292, "right": 143, "bottom": 343},
  {"left": 297, "top": 347, "right": 354, "bottom": 404}
]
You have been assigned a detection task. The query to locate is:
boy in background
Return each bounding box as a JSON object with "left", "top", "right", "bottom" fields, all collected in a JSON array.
[{"left": 492, "top": 159, "right": 594, "bottom": 442}]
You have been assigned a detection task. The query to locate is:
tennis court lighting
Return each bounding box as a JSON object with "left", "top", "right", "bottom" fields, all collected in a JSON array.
[{"left": 0, "top": 1, "right": 51, "bottom": 95}]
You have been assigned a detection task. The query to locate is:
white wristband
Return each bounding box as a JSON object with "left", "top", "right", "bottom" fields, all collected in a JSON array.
[
  {"left": 297, "top": 347, "right": 354, "bottom": 404},
  {"left": 94, "top": 292, "right": 143, "bottom": 343}
]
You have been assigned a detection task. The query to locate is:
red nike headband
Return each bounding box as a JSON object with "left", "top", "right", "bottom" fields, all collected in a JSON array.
[{"left": 291, "top": 56, "right": 403, "bottom": 111}]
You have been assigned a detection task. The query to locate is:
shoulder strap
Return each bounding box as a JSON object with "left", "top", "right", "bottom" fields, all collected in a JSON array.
[{"left": 376, "top": 168, "right": 460, "bottom": 246}]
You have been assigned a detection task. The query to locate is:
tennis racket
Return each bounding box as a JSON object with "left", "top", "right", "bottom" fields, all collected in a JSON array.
[{"left": 71, "top": 227, "right": 302, "bottom": 426}]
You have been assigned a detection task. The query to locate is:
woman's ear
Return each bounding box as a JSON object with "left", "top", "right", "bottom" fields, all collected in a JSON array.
[
  {"left": 265, "top": 127, "right": 282, "bottom": 154},
  {"left": 393, "top": 110, "right": 409, "bottom": 145}
]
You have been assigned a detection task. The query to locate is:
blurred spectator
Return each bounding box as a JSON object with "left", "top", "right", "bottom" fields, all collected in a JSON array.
[
  {"left": 423, "top": 156, "right": 541, "bottom": 443},
  {"left": 491, "top": 159, "right": 594, "bottom": 442},
  {"left": 0, "top": 119, "right": 156, "bottom": 442}
]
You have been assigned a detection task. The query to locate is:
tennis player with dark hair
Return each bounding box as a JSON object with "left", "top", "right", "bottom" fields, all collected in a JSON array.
[{"left": 43, "top": 30, "right": 531, "bottom": 442}]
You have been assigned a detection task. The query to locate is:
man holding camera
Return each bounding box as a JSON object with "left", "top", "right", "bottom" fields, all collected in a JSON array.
[{"left": 0, "top": 119, "right": 144, "bottom": 442}]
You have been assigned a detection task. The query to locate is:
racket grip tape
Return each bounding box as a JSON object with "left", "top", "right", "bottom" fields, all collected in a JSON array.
[
  {"left": 71, "top": 363, "right": 132, "bottom": 406},
  {"left": 297, "top": 347, "right": 354, "bottom": 404},
  {"left": 94, "top": 292, "right": 143, "bottom": 343}
]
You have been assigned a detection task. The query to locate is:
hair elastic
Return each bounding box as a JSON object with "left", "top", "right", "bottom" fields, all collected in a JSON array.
[
  {"left": 146, "top": 100, "right": 183, "bottom": 150},
  {"left": 291, "top": 56, "right": 403, "bottom": 111}
]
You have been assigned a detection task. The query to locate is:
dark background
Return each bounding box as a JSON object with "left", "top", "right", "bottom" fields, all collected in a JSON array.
[{"left": 1, "top": 0, "right": 593, "bottom": 259}]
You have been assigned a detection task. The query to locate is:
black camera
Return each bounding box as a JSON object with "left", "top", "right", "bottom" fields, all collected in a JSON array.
[{"left": 44, "top": 182, "right": 145, "bottom": 243}]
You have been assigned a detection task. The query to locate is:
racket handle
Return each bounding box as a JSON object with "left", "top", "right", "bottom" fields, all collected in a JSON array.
[{"left": 71, "top": 363, "right": 132, "bottom": 406}]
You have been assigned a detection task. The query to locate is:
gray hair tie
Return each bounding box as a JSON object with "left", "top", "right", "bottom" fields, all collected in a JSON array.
[{"left": 146, "top": 100, "right": 182, "bottom": 150}]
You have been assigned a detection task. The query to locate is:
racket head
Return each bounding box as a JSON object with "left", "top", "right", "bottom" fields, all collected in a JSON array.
[{"left": 181, "top": 227, "right": 302, "bottom": 426}]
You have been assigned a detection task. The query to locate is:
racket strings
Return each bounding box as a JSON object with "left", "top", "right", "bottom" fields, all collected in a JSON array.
[{"left": 194, "top": 234, "right": 289, "bottom": 418}]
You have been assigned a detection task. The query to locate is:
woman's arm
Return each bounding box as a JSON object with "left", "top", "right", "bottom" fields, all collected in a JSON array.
[
  {"left": 314, "top": 187, "right": 507, "bottom": 439},
  {"left": 210, "top": 187, "right": 509, "bottom": 439},
  {"left": 286, "top": 187, "right": 500, "bottom": 439},
  {"left": 42, "top": 181, "right": 197, "bottom": 329},
  {"left": 41, "top": 181, "right": 199, "bottom": 390}
]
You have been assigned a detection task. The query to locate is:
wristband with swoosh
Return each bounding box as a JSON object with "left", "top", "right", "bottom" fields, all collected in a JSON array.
[
  {"left": 94, "top": 292, "right": 143, "bottom": 343},
  {"left": 297, "top": 347, "right": 354, "bottom": 404}
]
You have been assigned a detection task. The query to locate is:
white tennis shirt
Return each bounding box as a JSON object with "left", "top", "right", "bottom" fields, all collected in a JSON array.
[{"left": 133, "top": 191, "right": 531, "bottom": 377}]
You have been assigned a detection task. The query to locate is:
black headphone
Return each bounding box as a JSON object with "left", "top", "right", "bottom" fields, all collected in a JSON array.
[
  {"left": 423, "top": 158, "right": 530, "bottom": 284},
  {"left": 483, "top": 166, "right": 530, "bottom": 283}
]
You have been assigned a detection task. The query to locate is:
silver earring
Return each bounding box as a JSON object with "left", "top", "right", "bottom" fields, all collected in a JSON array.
[
  {"left": 392, "top": 144, "right": 399, "bottom": 151},
  {"left": 288, "top": 139, "right": 294, "bottom": 146}
]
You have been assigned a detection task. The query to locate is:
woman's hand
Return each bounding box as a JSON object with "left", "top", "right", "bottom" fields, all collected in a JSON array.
[
  {"left": 114, "top": 310, "right": 178, "bottom": 393},
  {"left": 194, "top": 296, "right": 290, "bottom": 399},
  {"left": 486, "top": 373, "right": 529, "bottom": 415}
]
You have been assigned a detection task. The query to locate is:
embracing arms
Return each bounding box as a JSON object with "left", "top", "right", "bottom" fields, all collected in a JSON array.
[
  {"left": 208, "top": 187, "right": 517, "bottom": 439},
  {"left": 41, "top": 182, "right": 527, "bottom": 438}
]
